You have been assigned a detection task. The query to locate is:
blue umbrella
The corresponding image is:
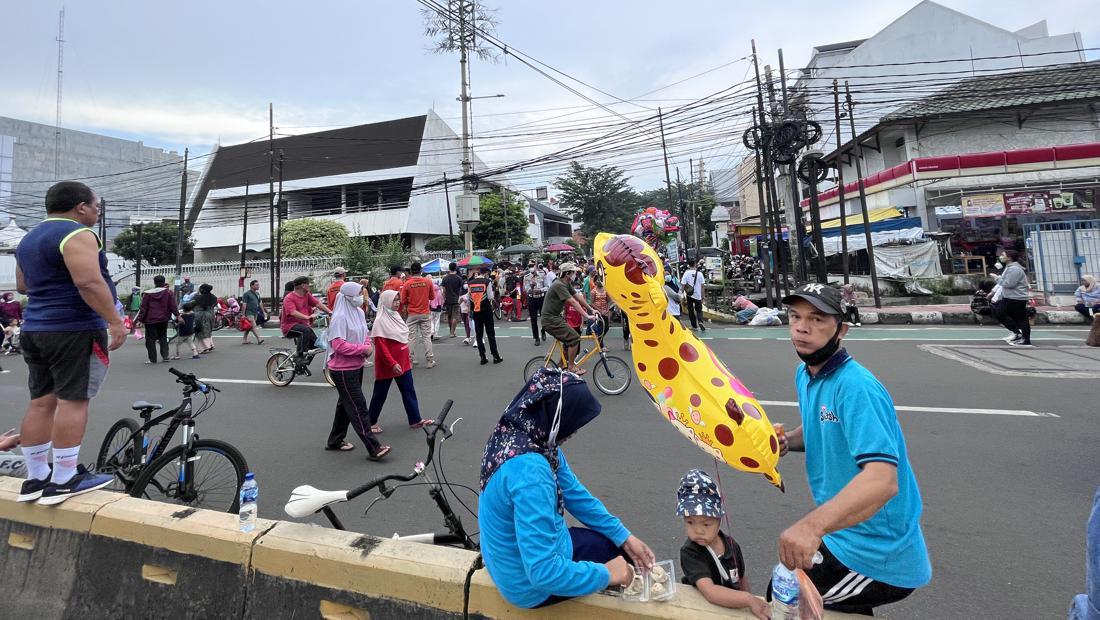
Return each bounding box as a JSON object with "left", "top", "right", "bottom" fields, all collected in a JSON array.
[{"left": 422, "top": 258, "right": 447, "bottom": 274}]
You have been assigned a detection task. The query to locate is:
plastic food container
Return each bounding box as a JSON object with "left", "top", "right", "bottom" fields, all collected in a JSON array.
[{"left": 614, "top": 560, "right": 677, "bottom": 603}]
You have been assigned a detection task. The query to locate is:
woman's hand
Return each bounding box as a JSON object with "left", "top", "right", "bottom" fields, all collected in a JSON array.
[
  {"left": 621, "top": 535, "right": 655, "bottom": 570},
  {"left": 392, "top": 363, "right": 402, "bottom": 375},
  {"left": 604, "top": 556, "right": 634, "bottom": 586}
]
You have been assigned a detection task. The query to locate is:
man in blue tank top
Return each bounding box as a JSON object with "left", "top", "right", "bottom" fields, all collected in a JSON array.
[
  {"left": 14, "top": 181, "right": 127, "bottom": 505},
  {"left": 770, "top": 283, "right": 931, "bottom": 615}
]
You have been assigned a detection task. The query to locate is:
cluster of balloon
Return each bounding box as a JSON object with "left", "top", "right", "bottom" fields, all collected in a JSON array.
[
  {"left": 630, "top": 206, "right": 680, "bottom": 250},
  {"left": 593, "top": 232, "right": 784, "bottom": 490}
]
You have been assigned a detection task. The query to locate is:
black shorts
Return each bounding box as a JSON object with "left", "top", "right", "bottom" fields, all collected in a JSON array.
[
  {"left": 21, "top": 330, "right": 110, "bottom": 401},
  {"left": 768, "top": 544, "right": 914, "bottom": 615},
  {"left": 444, "top": 303, "right": 460, "bottom": 322}
]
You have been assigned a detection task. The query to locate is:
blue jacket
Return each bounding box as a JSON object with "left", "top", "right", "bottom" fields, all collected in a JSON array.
[
  {"left": 478, "top": 451, "right": 630, "bottom": 608},
  {"left": 1071, "top": 486, "right": 1100, "bottom": 620}
]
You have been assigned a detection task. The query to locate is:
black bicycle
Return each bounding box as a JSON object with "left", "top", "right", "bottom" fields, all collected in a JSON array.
[
  {"left": 95, "top": 368, "right": 249, "bottom": 513},
  {"left": 284, "top": 400, "right": 477, "bottom": 549}
]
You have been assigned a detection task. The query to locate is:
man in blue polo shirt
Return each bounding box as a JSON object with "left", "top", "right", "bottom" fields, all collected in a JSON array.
[{"left": 772, "top": 283, "right": 930, "bottom": 615}]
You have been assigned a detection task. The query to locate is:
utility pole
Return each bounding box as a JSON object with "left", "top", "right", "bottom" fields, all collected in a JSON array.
[
  {"left": 751, "top": 41, "right": 788, "bottom": 299},
  {"left": 695, "top": 159, "right": 704, "bottom": 248},
  {"left": 275, "top": 149, "right": 284, "bottom": 301},
  {"left": 267, "top": 104, "right": 276, "bottom": 310},
  {"left": 775, "top": 47, "right": 808, "bottom": 285},
  {"left": 443, "top": 173, "right": 457, "bottom": 260},
  {"left": 658, "top": 108, "right": 675, "bottom": 209},
  {"left": 688, "top": 158, "right": 695, "bottom": 252},
  {"left": 54, "top": 8, "right": 65, "bottom": 179},
  {"left": 675, "top": 167, "right": 687, "bottom": 258},
  {"left": 99, "top": 198, "right": 106, "bottom": 241},
  {"left": 833, "top": 80, "right": 850, "bottom": 283},
  {"left": 752, "top": 117, "right": 775, "bottom": 310},
  {"left": 845, "top": 82, "right": 882, "bottom": 308},
  {"left": 174, "top": 148, "right": 188, "bottom": 299},
  {"left": 458, "top": 1, "right": 475, "bottom": 255},
  {"left": 239, "top": 183, "right": 250, "bottom": 297},
  {"left": 135, "top": 223, "right": 143, "bottom": 288}
]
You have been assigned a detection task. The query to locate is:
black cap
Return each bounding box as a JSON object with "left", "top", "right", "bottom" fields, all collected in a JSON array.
[{"left": 782, "top": 282, "right": 843, "bottom": 315}]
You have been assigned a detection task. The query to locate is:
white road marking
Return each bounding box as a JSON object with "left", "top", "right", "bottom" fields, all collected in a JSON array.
[
  {"left": 199, "top": 378, "right": 331, "bottom": 387},
  {"left": 757, "top": 400, "right": 1059, "bottom": 418}
]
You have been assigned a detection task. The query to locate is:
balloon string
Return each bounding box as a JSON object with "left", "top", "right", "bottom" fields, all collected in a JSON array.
[{"left": 712, "top": 457, "right": 734, "bottom": 535}]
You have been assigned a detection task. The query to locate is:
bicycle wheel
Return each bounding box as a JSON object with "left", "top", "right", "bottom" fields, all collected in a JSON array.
[
  {"left": 266, "top": 352, "right": 296, "bottom": 386},
  {"left": 524, "top": 356, "right": 558, "bottom": 382},
  {"left": 95, "top": 417, "right": 142, "bottom": 492},
  {"left": 212, "top": 314, "right": 226, "bottom": 331},
  {"left": 592, "top": 355, "right": 632, "bottom": 395},
  {"left": 495, "top": 302, "right": 502, "bottom": 321},
  {"left": 129, "top": 439, "right": 248, "bottom": 514}
]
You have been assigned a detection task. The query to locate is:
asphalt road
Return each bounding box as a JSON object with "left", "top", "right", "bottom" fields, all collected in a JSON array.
[{"left": 1, "top": 322, "right": 1096, "bottom": 619}]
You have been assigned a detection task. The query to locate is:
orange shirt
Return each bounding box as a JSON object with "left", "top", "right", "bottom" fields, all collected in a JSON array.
[
  {"left": 383, "top": 277, "right": 403, "bottom": 293},
  {"left": 326, "top": 279, "right": 345, "bottom": 309},
  {"left": 400, "top": 276, "right": 435, "bottom": 315}
]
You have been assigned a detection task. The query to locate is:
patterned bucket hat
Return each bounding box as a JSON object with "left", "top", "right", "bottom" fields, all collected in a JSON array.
[{"left": 676, "top": 469, "right": 725, "bottom": 518}]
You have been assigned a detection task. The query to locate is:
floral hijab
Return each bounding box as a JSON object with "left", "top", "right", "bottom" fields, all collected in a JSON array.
[{"left": 479, "top": 367, "right": 601, "bottom": 513}]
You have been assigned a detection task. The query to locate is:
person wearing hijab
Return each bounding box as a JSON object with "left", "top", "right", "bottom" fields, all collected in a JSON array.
[
  {"left": 325, "top": 281, "right": 390, "bottom": 460},
  {"left": 365, "top": 290, "right": 433, "bottom": 434},
  {"left": 191, "top": 283, "right": 218, "bottom": 353},
  {"left": 1075, "top": 275, "right": 1100, "bottom": 321},
  {"left": 478, "top": 368, "right": 656, "bottom": 608}
]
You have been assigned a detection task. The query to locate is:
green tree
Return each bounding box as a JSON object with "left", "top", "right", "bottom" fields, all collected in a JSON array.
[
  {"left": 554, "top": 162, "right": 637, "bottom": 239},
  {"left": 344, "top": 229, "right": 372, "bottom": 278},
  {"left": 424, "top": 235, "right": 464, "bottom": 252},
  {"left": 280, "top": 219, "right": 349, "bottom": 258},
  {"left": 474, "top": 191, "right": 531, "bottom": 250},
  {"left": 112, "top": 222, "right": 192, "bottom": 266},
  {"left": 683, "top": 181, "right": 718, "bottom": 248}
]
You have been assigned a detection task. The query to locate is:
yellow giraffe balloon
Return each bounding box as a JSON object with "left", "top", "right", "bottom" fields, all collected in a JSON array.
[{"left": 594, "top": 232, "right": 783, "bottom": 490}]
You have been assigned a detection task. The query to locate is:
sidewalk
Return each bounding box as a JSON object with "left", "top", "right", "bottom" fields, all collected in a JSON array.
[{"left": 704, "top": 303, "right": 1091, "bottom": 326}]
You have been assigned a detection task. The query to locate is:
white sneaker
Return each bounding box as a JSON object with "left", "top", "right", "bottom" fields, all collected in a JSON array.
[
  {"left": 1002, "top": 333, "right": 1020, "bottom": 343},
  {"left": 1008, "top": 340, "right": 1033, "bottom": 347}
]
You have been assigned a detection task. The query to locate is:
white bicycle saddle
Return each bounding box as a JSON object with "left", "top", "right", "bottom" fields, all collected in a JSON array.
[{"left": 285, "top": 485, "right": 349, "bottom": 518}]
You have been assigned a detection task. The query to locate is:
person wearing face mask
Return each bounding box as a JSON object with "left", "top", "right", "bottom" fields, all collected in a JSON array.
[
  {"left": 769, "top": 283, "right": 930, "bottom": 615},
  {"left": 323, "top": 281, "right": 390, "bottom": 459},
  {"left": 478, "top": 367, "right": 656, "bottom": 608}
]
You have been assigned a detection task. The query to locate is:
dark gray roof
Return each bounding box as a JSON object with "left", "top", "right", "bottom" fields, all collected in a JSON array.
[
  {"left": 526, "top": 197, "right": 570, "bottom": 222},
  {"left": 203, "top": 115, "right": 427, "bottom": 190},
  {"left": 812, "top": 39, "right": 868, "bottom": 54},
  {"left": 884, "top": 61, "right": 1100, "bottom": 121}
]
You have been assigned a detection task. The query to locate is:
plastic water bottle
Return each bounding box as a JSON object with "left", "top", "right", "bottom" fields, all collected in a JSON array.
[
  {"left": 239, "top": 472, "right": 258, "bottom": 532},
  {"left": 770, "top": 563, "right": 800, "bottom": 619}
]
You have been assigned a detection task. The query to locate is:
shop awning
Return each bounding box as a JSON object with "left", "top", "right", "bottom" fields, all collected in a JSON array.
[{"left": 817, "top": 207, "right": 902, "bottom": 231}]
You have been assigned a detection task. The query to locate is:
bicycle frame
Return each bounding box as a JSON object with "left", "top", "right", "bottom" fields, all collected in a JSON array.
[
  {"left": 541, "top": 319, "right": 609, "bottom": 369},
  {"left": 104, "top": 370, "right": 211, "bottom": 497}
]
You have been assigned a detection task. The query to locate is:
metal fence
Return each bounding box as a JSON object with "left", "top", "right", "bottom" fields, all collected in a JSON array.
[
  {"left": 1025, "top": 219, "right": 1100, "bottom": 295},
  {"left": 114, "top": 256, "right": 346, "bottom": 297}
]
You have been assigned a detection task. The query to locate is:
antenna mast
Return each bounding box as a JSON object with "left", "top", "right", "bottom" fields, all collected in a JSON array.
[{"left": 54, "top": 7, "right": 65, "bottom": 178}]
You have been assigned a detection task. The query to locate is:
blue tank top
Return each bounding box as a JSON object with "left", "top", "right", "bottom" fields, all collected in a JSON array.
[{"left": 15, "top": 218, "right": 117, "bottom": 332}]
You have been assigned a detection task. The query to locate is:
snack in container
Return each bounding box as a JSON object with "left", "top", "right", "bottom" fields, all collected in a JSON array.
[
  {"left": 647, "top": 560, "right": 677, "bottom": 602},
  {"left": 621, "top": 565, "right": 647, "bottom": 602}
]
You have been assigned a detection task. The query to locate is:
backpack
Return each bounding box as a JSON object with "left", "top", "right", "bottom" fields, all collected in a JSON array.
[{"left": 468, "top": 280, "right": 489, "bottom": 313}]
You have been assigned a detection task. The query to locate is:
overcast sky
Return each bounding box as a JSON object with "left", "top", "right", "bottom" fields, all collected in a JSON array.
[{"left": 1, "top": 0, "right": 1096, "bottom": 192}]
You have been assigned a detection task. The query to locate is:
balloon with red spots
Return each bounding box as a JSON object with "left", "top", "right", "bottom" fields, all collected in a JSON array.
[{"left": 714, "top": 424, "right": 734, "bottom": 446}]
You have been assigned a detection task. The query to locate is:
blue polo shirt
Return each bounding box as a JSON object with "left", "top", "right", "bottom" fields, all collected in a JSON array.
[{"left": 795, "top": 349, "right": 931, "bottom": 589}]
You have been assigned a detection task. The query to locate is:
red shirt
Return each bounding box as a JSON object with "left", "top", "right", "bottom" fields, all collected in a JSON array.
[
  {"left": 383, "top": 277, "right": 403, "bottom": 293},
  {"left": 373, "top": 337, "right": 411, "bottom": 380},
  {"left": 281, "top": 291, "right": 319, "bottom": 335},
  {"left": 400, "top": 276, "right": 435, "bottom": 316}
]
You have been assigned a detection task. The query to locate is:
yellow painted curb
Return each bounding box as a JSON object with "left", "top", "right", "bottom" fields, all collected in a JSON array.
[
  {"left": 90, "top": 496, "right": 274, "bottom": 565},
  {"left": 0, "top": 476, "right": 124, "bottom": 533}
]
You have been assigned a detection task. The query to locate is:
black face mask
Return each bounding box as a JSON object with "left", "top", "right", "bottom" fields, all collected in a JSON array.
[{"left": 797, "top": 320, "right": 843, "bottom": 366}]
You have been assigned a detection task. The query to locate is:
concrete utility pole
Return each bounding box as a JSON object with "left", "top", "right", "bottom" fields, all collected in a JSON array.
[
  {"left": 239, "top": 183, "right": 249, "bottom": 297},
  {"left": 268, "top": 104, "right": 276, "bottom": 310},
  {"left": 275, "top": 149, "right": 284, "bottom": 301},
  {"left": 175, "top": 147, "right": 188, "bottom": 299},
  {"left": 458, "top": 1, "right": 475, "bottom": 255},
  {"left": 833, "top": 80, "right": 850, "bottom": 284},
  {"left": 658, "top": 108, "right": 675, "bottom": 210},
  {"left": 54, "top": 8, "right": 64, "bottom": 179},
  {"left": 845, "top": 82, "right": 882, "bottom": 308},
  {"left": 443, "top": 173, "right": 457, "bottom": 260},
  {"left": 694, "top": 159, "right": 704, "bottom": 249}
]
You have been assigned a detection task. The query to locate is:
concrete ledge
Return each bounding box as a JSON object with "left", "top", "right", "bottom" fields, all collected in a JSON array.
[
  {"left": 1, "top": 483, "right": 859, "bottom": 619},
  {"left": 1046, "top": 310, "right": 1088, "bottom": 325},
  {"left": 910, "top": 311, "right": 942, "bottom": 324}
]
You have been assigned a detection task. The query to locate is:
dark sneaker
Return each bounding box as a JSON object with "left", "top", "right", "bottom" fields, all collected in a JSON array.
[
  {"left": 38, "top": 465, "right": 113, "bottom": 506},
  {"left": 17, "top": 477, "right": 52, "bottom": 502}
]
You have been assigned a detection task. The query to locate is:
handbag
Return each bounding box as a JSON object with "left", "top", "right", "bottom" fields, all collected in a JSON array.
[{"left": 239, "top": 317, "right": 253, "bottom": 332}]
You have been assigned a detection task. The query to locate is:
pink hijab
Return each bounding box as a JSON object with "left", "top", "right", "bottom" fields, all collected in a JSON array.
[{"left": 370, "top": 289, "right": 408, "bottom": 344}]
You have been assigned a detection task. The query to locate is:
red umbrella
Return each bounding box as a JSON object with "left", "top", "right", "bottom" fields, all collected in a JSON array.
[{"left": 545, "top": 243, "right": 574, "bottom": 252}]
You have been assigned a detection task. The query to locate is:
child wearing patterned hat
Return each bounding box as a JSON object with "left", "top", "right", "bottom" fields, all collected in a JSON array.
[{"left": 677, "top": 469, "right": 768, "bottom": 619}]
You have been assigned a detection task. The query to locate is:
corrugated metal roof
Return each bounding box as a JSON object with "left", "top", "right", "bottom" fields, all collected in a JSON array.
[{"left": 884, "top": 60, "right": 1100, "bottom": 120}]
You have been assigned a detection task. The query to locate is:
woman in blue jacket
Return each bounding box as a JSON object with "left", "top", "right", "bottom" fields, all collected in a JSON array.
[{"left": 478, "top": 368, "right": 655, "bottom": 608}]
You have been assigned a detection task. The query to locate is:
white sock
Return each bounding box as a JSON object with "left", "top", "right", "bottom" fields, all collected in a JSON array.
[
  {"left": 51, "top": 445, "right": 81, "bottom": 484},
  {"left": 21, "top": 441, "right": 52, "bottom": 481}
]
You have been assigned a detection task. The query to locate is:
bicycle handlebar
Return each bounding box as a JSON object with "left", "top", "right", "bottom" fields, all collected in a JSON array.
[
  {"left": 167, "top": 367, "right": 218, "bottom": 394},
  {"left": 346, "top": 400, "right": 454, "bottom": 502}
]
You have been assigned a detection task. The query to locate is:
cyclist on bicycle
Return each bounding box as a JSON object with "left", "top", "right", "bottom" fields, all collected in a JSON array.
[
  {"left": 281, "top": 276, "right": 331, "bottom": 366},
  {"left": 540, "top": 262, "right": 597, "bottom": 375}
]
